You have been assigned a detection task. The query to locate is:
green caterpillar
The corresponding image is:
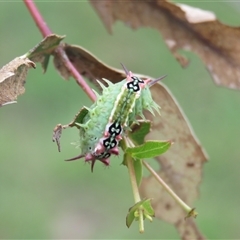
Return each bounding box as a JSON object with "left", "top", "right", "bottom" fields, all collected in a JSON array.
[{"left": 67, "top": 65, "right": 164, "bottom": 171}]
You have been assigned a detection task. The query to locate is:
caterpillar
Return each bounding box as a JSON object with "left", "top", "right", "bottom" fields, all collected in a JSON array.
[{"left": 67, "top": 65, "right": 164, "bottom": 171}]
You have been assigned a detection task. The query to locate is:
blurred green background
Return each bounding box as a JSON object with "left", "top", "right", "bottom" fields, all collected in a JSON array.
[{"left": 1, "top": 1, "right": 240, "bottom": 239}]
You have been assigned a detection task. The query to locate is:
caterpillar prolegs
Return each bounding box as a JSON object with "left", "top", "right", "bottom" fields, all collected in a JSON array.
[{"left": 67, "top": 65, "right": 164, "bottom": 171}]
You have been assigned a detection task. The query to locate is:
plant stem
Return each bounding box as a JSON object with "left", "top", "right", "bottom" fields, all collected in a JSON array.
[
  {"left": 138, "top": 207, "right": 144, "bottom": 234},
  {"left": 143, "top": 161, "right": 196, "bottom": 217},
  {"left": 125, "top": 137, "right": 141, "bottom": 203},
  {"left": 23, "top": 0, "right": 52, "bottom": 37},
  {"left": 127, "top": 155, "right": 144, "bottom": 233},
  {"left": 127, "top": 155, "right": 141, "bottom": 203},
  {"left": 54, "top": 47, "right": 96, "bottom": 101},
  {"left": 23, "top": 0, "right": 96, "bottom": 102},
  {"left": 125, "top": 137, "right": 144, "bottom": 233}
]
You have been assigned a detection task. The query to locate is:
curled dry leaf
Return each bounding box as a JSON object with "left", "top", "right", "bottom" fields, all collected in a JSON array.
[
  {"left": 90, "top": 0, "right": 240, "bottom": 89},
  {"left": 27, "top": 34, "right": 65, "bottom": 72},
  {"left": 56, "top": 43, "right": 207, "bottom": 238},
  {"left": 0, "top": 34, "right": 64, "bottom": 107},
  {"left": 52, "top": 124, "right": 64, "bottom": 152},
  {"left": 53, "top": 43, "right": 126, "bottom": 81},
  {"left": 0, "top": 56, "right": 36, "bottom": 106}
]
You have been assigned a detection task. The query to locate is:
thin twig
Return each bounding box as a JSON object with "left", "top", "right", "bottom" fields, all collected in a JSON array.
[
  {"left": 54, "top": 47, "right": 96, "bottom": 101},
  {"left": 23, "top": 0, "right": 96, "bottom": 102},
  {"left": 143, "top": 161, "right": 195, "bottom": 216},
  {"left": 24, "top": 0, "right": 51, "bottom": 37}
]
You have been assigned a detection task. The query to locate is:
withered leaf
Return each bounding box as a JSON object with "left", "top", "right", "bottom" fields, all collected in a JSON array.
[
  {"left": 27, "top": 34, "right": 65, "bottom": 73},
  {"left": 52, "top": 124, "right": 64, "bottom": 152},
  {"left": 140, "top": 83, "right": 207, "bottom": 239},
  {"left": 57, "top": 44, "right": 207, "bottom": 239},
  {"left": 176, "top": 218, "right": 206, "bottom": 240},
  {"left": 90, "top": 0, "right": 240, "bottom": 89},
  {"left": 53, "top": 43, "right": 126, "bottom": 81},
  {"left": 0, "top": 56, "right": 36, "bottom": 106},
  {"left": 0, "top": 35, "right": 65, "bottom": 107}
]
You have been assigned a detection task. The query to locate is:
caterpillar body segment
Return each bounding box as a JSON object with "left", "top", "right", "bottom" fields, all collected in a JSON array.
[{"left": 67, "top": 65, "right": 164, "bottom": 171}]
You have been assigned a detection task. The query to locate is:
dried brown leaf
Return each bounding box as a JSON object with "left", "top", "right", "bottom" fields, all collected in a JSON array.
[
  {"left": 139, "top": 83, "right": 207, "bottom": 239},
  {"left": 52, "top": 124, "right": 64, "bottom": 152},
  {"left": 0, "top": 35, "right": 65, "bottom": 107},
  {"left": 0, "top": 56, "right": 36, "bottom": 106},
  {"left": 57, "top": 44, "right": 207, "bottom": 238},
  {"left": 53, "top": 43, "right": 126, "bottom": 81},
  {"left": 176, "top": 218, "right": 206, "bottom": 240},
  {"left": 27, "top": 34, "right": 65, "bottom": 73},
  {"left": 90, "top": 0, "right": 240, "bottom": 89}
]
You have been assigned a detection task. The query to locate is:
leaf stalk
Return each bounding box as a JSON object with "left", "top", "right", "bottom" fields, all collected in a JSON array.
[{"left": 143, "top": 161, "right": 197, "bottom": 218}]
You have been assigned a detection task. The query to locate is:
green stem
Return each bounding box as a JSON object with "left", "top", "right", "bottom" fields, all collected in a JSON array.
[
  {"left": 125, "top": 137, "right": 144, "bottom": 233},
  {"left": 127, "top": 154, "right": 141, "bottom": 203},
  {"left": 138, "top": 208, "right": 144, "bottom": 234},
  {"left": 143, "top": 161, "right": 197, "bottom": 218}
]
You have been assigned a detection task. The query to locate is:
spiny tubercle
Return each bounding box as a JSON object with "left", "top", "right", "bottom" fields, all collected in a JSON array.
[{"left": 66, "top": 67, "right": 162, "bottom": 171}]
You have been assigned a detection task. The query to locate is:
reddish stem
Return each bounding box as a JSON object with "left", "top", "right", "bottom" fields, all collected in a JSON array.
[
  {"left": 24, "top": 0, "right": 51, "bottom": 37},
  {"left": 55, "top": 48, "right": 96, "bottom": 101},
  {"left": 23, "top": 0, "right": 96, "bottom": 102}
]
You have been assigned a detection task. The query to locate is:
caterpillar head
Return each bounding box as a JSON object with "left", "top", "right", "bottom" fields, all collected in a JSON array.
[{"left": 121, "top": 63, "right": 166, "bottom": 88}]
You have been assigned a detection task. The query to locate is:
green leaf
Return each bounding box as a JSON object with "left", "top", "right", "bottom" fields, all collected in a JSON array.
[
  {"left": 26, "top": 34, "right": 65, "bottom": 72},
  {"left": 126, "top": 200, "right": 144, "bottom": 228},
  {"left": 128, "top": 120, "right": 151, "bottom": 145},
  {"left": 126, "top": 198, "right": 154, "bottom": 228},
  {"left": 126, "top": 140, "right": 172, "bottom": 159},
  {"left": 122, "top": 153, "right": 127, "bottom": 166},
  {"left": 133, "top": 159, "right": 143, "bottom": 186},
  {"left": 69, "top": 107, "right": 89, "bottom": 129},
  {"left": 52, "top": 107, "right": 89, "bottom": 151},
  {"left": 126, "top": 207, "right": 135, "bottom": 228},
  {"left": 142, "top": 199, "right": 154, "bottom": 217}
]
